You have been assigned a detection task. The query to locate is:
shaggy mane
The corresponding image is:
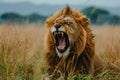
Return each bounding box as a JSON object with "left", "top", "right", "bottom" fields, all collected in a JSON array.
[{"left": 45, "top": 6, "right": 96, "bottom": 79}]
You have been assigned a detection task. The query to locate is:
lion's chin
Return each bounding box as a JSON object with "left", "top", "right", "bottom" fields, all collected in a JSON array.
[
  {"left": 56, "top": 47, "right": 70, "bottom": 57},
  {"left": 53, "top": 31, "right": 70, "bottom": 54}
]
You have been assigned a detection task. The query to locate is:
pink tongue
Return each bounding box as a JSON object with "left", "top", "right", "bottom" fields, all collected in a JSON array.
[{"left": 58, "top": 38, "right": 66, "bottom": 50}]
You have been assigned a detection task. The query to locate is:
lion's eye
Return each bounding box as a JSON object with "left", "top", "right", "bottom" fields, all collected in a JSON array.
[{"left": 64, "top": 21, "right": 72, "bottom": 25}]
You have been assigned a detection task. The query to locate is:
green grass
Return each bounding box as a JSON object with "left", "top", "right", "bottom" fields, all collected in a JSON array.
[{"left": 0, "top": 46, "right": 34, "bottom": 80}]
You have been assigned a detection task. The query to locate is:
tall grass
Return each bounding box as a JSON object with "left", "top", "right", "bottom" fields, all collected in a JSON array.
[
  {"left": 92, "top": 25, "right": 120, "bottom": 79},
  {"left": 0, "top": 24, "right": 120, "bottom": 80},
  {"left": 92, "top": 25, "right": 120, "bottom": 64},
  {"left": 0, "top": 24, "right": 47, "bottom": 80}
]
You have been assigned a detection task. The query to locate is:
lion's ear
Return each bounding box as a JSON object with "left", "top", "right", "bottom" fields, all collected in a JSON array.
[
  {"left": 62, "top": 6, "right": 72, "bottom": 16},
  {"left": 45, "top": 17, "right": 53, "bottom": 28},
  {"left": 72, "top": 10, "right": 90, "bottom": 28},
  {"left": 45, "top": 9, "right": 64, "bottom": 28},
  {"left": 75, "top": 16, "right": 90, "bottom": 28}
]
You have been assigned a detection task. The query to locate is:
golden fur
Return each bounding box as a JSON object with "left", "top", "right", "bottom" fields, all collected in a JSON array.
[{"left": 44, "top": 6, "right": 120, "bottom": 79}]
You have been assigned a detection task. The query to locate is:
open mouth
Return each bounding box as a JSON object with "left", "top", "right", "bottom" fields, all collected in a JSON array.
[{"left": 53, "top": 31, "right": 69, "bottom": 53}]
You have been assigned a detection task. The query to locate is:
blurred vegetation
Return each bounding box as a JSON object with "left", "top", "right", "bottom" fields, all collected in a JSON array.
[
  {"left": 81, "top": 6, "right": 120, "bottom": 25},
  {"left": 0, "top": 6, "right": 120, "bottom": 25},
  {"left": 0, "top": 13, "right": 47, "bottom": 24}
]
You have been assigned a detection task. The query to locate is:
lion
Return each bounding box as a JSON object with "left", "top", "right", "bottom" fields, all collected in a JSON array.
[{"left": 44, "top": 6, "right": 120, "bottom": 79}]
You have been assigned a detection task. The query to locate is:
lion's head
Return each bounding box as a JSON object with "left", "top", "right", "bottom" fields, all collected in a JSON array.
[
  {"left": 44, "top": 6, "right": 120, "bottom": 79},
  {"left": 45, "top": 6, "right": 90, "bottom": 57}
]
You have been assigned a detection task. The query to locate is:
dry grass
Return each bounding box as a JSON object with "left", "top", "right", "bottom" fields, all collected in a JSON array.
[
  {"left": 0, "top": 24, "right": 120, "bottom": 80},
  {"left": 0, "top": 24, "right": 47, "bottom": 80},
  {"left": 92, "top": 25, "right": 120, "bottom": 64}
]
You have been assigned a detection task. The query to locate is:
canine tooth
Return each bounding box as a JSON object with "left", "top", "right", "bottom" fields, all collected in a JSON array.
[
  {"left": 62, "top": 32, "right": 64, "bottom": 37},
  {"left": 54, "top": 32, "right": 56, "bottom": 37},
  {"left": 54, "top": 33, "right": 56, "bottom": 37}
]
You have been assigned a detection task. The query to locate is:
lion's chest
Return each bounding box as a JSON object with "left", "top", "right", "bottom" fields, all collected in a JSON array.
[{"left": 54, "top": 53, "right": 91, "bottom": 74}]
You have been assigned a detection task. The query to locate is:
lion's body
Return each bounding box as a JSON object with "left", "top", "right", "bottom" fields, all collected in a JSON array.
[
  {"left": 45, "top": 29, "right": 96, "bottom": 74},
  {"left": 44, "top": 6, "right": 120, "bottom": 79}
]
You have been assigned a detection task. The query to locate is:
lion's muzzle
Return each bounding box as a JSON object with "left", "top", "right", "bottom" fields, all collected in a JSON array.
[{"left": 53, "top": 31, "right": 69, "bottom": 53}]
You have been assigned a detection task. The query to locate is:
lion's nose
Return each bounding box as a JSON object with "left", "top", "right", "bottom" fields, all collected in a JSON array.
[{"left": 55, "top": 24, "right": 61, "bottom": 29}]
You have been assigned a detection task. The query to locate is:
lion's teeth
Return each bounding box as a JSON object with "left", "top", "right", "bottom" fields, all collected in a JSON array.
[
  {"left": 54, "top": 33, "right": 56, "bottom": 37},
  {"left": 62, "top": 32, "right": 64, "bottom": 37},
  {"left": 54, "top": 32, "right": 56, "bottom": 37}
]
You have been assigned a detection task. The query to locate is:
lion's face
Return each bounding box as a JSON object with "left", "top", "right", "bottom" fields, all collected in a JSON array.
[
  {"left": 51, "top": 16, "right": 79, "bottom": 57},
  {"left": 46, "top": 6, "right": 89, "bottom": 57}
]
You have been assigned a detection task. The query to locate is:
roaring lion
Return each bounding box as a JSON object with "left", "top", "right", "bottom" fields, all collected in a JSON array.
[{"left": 44, "top": 6, "right": 120, "bottom": 79}]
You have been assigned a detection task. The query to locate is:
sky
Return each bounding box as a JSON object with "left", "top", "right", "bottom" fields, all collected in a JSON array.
[{"left": 1, "top": 0, "right": 120, "bottom": 7}]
